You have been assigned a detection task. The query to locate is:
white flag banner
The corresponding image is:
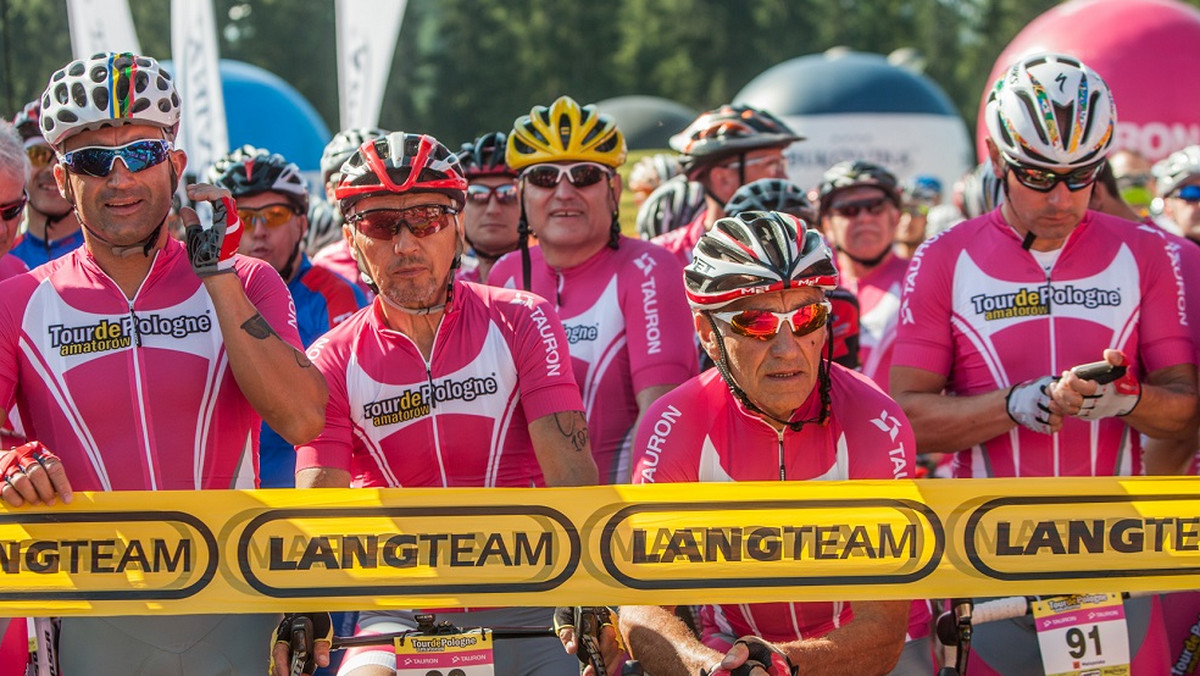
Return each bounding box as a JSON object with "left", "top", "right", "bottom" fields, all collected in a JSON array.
[
  {"left": 170, "top": 0, "right": 229, "bottom": 181},
  {"left": 65, "top": 0, "right": 142, "bottom": 59},
  {"left": 336, "top": 0, "right": 407, "bottom": 130}
]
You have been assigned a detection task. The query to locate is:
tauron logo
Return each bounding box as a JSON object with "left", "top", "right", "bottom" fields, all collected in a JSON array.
[
  {"left": 47, "top": 313, "right": 212, "bottom": 356},
  {"left": 970, "top": 284, "right": 1120, "bottom": 321}
]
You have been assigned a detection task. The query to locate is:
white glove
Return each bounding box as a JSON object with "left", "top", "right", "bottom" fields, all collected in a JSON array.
[
  {"left": 1076, "top": 370, "right": 1141, "bottom": 419},
  {"left": 1006, "top": 376, "right": 1056, "bottom": 434}
]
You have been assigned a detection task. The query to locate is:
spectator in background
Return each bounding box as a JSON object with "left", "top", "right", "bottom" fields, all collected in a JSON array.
[
  {"left": 9, "top": 100, "right": 84, "bottom": 268},
  {"left": 627, "top": 152, "right": 683, "bottom": 207},
  {"left": 1154, "top": 146, "right": 1200, "bottom": 241},
  {"left": 1110, "top": 148, "right": 1156, "bottom": 218},
  {"left": 456, "top": 132, "right": 521, "bottom": 284},
  {"left": 0, "top": 121, "right": 29, "bottom": 281},
  {"left": 311, "top": 127, "right": 388, "bottom": 297},
  {"left": 893, "top": 174, "right": 941, "bottom": 259}
]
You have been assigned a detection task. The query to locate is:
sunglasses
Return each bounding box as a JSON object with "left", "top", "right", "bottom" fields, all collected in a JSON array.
[
  {"left": 722, "top": 154, "right": 788, "bottom": 174},
  {"left": 0, "top": 191, "right": 27, "bottom": 221},
  {"left": 58, "top": 139, "right": 173, "bottom": 178},
  {"left": 830, "top": 197, "right": 889, "bottom": 218},
  {"left": 26, "top": 144, "right": 55, "bottom": 169},
  {"left": 238, "top": 204, "right": 300, "bottom": 230},
  {"left": 1005, "top": 160, "right": 1103, "bottom": 193},
  {"left": 1172, "top": 185, "right": 1200, "bottom": 203},
  {"left": 347, "top": 204, "right": 458, "bottom": 241},
  {"left": 711, "top": 301, "right": 831, "bottom": 341},
  {"left": 467, "top": 183, "right": 518, "bottom": 205},
  {"left": 521, "top": 162, "right": 612, "bottom": 190}
]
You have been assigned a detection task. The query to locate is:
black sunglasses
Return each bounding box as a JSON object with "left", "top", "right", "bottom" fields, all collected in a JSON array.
[{"left": 0, "top": 191, "right": 28, "bottom": 221}]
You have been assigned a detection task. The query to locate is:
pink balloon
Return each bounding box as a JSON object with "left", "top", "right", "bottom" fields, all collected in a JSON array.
[{"left": 976, "top": 0, "right": 1200, "bottom": 163}]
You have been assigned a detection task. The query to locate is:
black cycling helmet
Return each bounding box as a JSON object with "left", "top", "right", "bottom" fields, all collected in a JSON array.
[
  {"left": 208, "top": 145, "right": 309, "bottom": 213},
  {"left": 724, "top": 178, "right": 816, "bottom": 223},
  {"left": 670, "top": 104, "right": 802, "bottom": 178},
  {"left": 817, "top": 160, "right": 901, "bottom": 215},
  {"left": 320, "top": 127, "right": 388, "bottom": 185},
  {"left": 636, "top": 177, "right": 706, "bottom": 240},
  {"left": 458, "top": 132, "right": 517, "bottom": 179}
]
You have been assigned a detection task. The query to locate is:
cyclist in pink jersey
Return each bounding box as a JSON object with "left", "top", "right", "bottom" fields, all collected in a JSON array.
[
  {"left": 488, "top": 95, "right": 697, "bottom": 483},
  {"left": 312, "top": 127, "right": 388, "bottom": 298},
  {"left": 652, "top": 104, "right": 800, "bottom": 267},
  {"left": 891, "top": 53, "right": 1195, "bottom": 676},
  {"left": 0, "top": 121, "right": 28, "bottom": 282},
  {"left": 272, "top": 132, "right": 598, "bottom": 676},
  {"left": 611, "top": 211, "right": 927, "bottom": 676},
  {"left": 0, "top": 52, "right": 327, "bottom": 676},
  {"left": 818, "top": 161, "right": 909, "bottom": 391},
  {"left": 456, "top": 131, "right": 520, "bottom": 284},
  {"left": 9, "top": 99, "right": 85, "bottom": 268}
]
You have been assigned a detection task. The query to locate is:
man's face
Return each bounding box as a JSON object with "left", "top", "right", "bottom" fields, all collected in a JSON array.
[
  {"left": 705, "top": 147, "right": 789, "bottom": 205},
  {"left": 25, "top": 141, "right": 72, "bottom": 217},
  {"left": 0, "top": 168, "right": 25, "bottom": 255},
  {"left": 53, "top": 125, "right": 184, "bottom": 248},
  {"left": 520, "top": 161, "right": 619, "bottom": 254},
  {"left": 343, "top": 191, "right": 459, "bottom": 309},
  {"left": 988, "top": 143, "right": 1091, "bottom": 246},
  {"left": 1164, "top": 177, "right": 1200, "bottom": 239},
  {"left": 463, "top": 176, "right": 520, "bottom": 256},
  {"left": 235, "top": 191, "right": 307, "bottom": 278},
  {"left": 822, "top": 186, "right": 899, "bottom": 262},
  {"left": 698, "top": 287, "right": 828, "bottom": 422}
]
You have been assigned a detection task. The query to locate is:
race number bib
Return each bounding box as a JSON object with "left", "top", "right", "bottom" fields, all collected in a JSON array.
[
  {"left": 1033, "top": 593, "right": 1130, "bottom": 676},
  {"left": 395, "top": 628, "right": 495, "bottom": 676}
]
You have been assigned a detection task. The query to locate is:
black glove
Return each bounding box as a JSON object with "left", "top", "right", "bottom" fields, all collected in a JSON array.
[
  {"left": 702, "top": 635, "right": 796, "bottom": 676},
  {"left": 269, "top": 613, "right": 332, "bottom": 676}
]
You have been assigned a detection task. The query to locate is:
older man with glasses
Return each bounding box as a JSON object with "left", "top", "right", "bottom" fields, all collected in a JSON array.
[
  {"left": 891, "top": 53, "right": 1195, "bottom": 676},
  {"left": 488, "top": 95, "right": 697, "bottom": 485}
]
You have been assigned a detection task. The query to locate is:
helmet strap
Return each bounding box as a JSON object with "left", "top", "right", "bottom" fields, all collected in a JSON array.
[
  {"left": 704, "top": 313, "right": 831, "bottom": 432},
  {"left": 607, "top": 177, "right": 621, "bottom": 250},
  {"left": 518, "top": 180, "right": 533, "bottom": 291},
  {"left": 836, "top": 244, "right": 891, "bottom": 269}
]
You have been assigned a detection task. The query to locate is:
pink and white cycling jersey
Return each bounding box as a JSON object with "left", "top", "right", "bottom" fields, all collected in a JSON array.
[
  {"left": 0, "top": 253, "right": 26, "bottom": 281},
  {"left": 312, "top": 237, "right": 374, "bottom": 299},
  {"left": 631, "top": 366, "right": 930, "bottom": 644},
  {"left": 296, "top": 281, "right": 583, "bottom": 487},
  {"left": 0, "top": 239, "right": 302, "bottom": 491},
  {"left": 650, "top": 209, "right": 707, "bottom": 268},
  {"left": 489, "top": 239, "right": 698, "bottom": 483},
  {"left": 843, "top": 254, "right": 909, "bottom": 392},
  {"left": 893, "top": 209, "right": 1193, "bottom": 478}
]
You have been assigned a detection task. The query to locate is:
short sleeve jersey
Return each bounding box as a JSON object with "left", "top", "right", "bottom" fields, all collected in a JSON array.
[
  {"left": 489, "top": 238, "right": 698, "bottom": 483},
  {"left": 892, "top": 209, "right": 1193, "bottom": 478},
  {"left": 0, "top": 239, "right": 303, "bottom": 490},
  {"left": 630, "top": 366, "right": 929, "bottom": 643},
  {"left": 296, "top": 281, "right": 583, "bottom": 487}
]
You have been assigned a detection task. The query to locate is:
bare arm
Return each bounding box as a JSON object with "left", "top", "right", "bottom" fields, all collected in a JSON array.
[
  {"left": 890, "top": 365, "right": 1058, "bottom": 454},
  {"left": 528, "top": 410, "right": 599, "bottom": 486},
  {"left": 776, "top": 600, "right": 907, "bottom": 676},
  {"left": 295, "top": 466, "right": 351, "bottom": 489},
  {"left": 633, "top": 384, "right": 675, "bottom": 441},
  {"left": 619, "top": 605, "right": 723, "bottom": 676},
  {"left": 204, "top": 273, "right": 327, "bottom": 444},
  {"left": 1143, "top": 432, "right": 1199, "bottom": 475},
  {"left": 1053, "top": 360, "right": 1198, "bottom": 441}
]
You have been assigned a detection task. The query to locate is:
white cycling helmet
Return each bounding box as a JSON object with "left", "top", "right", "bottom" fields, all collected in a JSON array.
[
  {"left": 685, "top": 210, "right": 838, "bottom": 311},
  {"left": 985, "top": 53, "right": 1115, "bottom": 171},
  {"left": 39, "top": 52, "right": 181, "bottom": 149},
  {"left": 636, "top": 177, "right": 705, "bottom": 240},
  {"left": 1153, "top": 145, "right": 1200, "bottom": 198}
]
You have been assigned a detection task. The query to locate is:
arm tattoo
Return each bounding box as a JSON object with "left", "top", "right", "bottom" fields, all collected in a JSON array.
[
  {"left": 554, "top": 411, "right": 590, "bottom": 453},
  {"left": 240, "top": 313, "right": 279, "bottom": 340}
]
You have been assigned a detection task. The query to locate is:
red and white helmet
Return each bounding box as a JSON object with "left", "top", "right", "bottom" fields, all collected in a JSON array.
[
  {"left": 39, "top": 52, "right": 181, "bottom": 149},
  {"left": 985, "top": 53, "right": 1115, "bottom": 171},
  {"left": 685, "top": 210, "right": 837, "bottom": 310},
  {"left": 335, "top": 132, "right": 468, "bottom": 211}
]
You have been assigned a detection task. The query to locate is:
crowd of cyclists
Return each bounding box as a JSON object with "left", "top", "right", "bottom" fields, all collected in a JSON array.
[{"left": 1, "top": 47, "right": 1199, "bottom": 676}]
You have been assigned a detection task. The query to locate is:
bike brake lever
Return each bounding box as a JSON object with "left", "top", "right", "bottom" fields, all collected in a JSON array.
[{"left": 289, "top": 616, "right": 313, "bottom": 676}]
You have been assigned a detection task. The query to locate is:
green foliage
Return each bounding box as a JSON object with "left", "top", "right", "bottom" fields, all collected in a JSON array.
[{"left": 3, "top": 0, "right": 1200, "bottom": 153}]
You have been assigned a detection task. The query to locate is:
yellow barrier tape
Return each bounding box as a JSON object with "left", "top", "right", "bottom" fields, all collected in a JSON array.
[{"left": 0, "top": 477, "right": 1198, "bottom": 615}]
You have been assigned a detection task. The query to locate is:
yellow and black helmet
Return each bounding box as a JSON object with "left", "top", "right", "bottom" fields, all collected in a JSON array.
[{"left": 506, "top": 95, "right": 627, "bottom": 171}]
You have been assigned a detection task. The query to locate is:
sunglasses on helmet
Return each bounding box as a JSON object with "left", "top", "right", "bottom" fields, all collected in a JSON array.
[
  {"left": 1172, "top": 185, "right": 1200, "bottom": 203},
  {"left": 26, "top": 144, "right": 55, "bottom": 169},
  {"left": 0, "top": 191, "right": 28, "bottom": 221},
  {"left": 58, "top": 139, "right": 173, "bottom": 178},
  {"left": 830, "top": 197, "right": 889, "bottom": 219},
  {"left": 346, "top": 204, "right": 458, "bottom": 241},
  {"left": 238, "top": 204, "right": 301, "bottom": 230},
  {"left": 521, "top": 162, "right": 612, "bottom": 189},
  {"left": 466, "top": 183, "right": 519, "bottom": 205},
  {"left": 711, "top": 301, "right": 831, "bottom": 341},
  {"left": 1005, "top": 160, "right": 1104, "bottom": 193}
]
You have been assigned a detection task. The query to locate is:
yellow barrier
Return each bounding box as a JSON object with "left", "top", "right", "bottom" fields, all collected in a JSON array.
[{"left": 0, "top": 477, "right": 1197, "bottom": 616}]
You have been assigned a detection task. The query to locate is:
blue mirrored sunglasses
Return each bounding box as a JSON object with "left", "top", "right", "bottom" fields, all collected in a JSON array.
[{"left": 58, "top": 139, "right": 173, "bottom": 178}]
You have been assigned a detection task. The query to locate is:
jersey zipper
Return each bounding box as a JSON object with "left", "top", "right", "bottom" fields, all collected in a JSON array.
[{"left": 776, "top": 427, "right": 787, "bottom": 481}]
